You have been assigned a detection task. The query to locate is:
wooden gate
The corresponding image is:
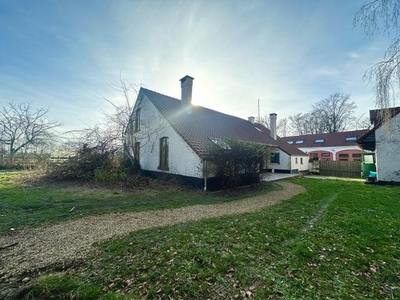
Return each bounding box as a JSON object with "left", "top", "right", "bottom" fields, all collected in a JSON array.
[{"left": 317, "top": 160, "right": 362, "bottom": 178}]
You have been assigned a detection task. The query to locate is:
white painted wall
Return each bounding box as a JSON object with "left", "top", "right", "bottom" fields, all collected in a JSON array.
[
  {"left": 130, "top": 94, "right": 203, "bottom": 178},
  {"left": 268, "top": 149, "right": 308, "bottom": 172},
  {"left": 375, "top": 114, "right": 400, "bottom": 182},
  {"left": 290, "top": 155, "right": 309, "bottom": 172}
]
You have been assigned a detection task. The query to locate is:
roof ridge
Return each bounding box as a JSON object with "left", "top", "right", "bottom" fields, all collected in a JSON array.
[
  {"left": 140, "top": 88, "right": 307, "bottom": 157},
  {"left": 141, "top": 87, "right": 252, "bottom": 123},
  {"left": 282, "top": 129, "right": 369, "bottom": 139}
]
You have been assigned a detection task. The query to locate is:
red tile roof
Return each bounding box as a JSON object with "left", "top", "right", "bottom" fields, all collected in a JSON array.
[
  {"left": 141, "top": 88, "right": 307, "bottom": 158},
  {"left": 280, "top": 130, "right": 368, "bottom": 148}
]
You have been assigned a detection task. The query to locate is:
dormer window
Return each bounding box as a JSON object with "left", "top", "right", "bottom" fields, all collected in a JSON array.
[
  {"left": 314, "top": 139, "right": 324, "bottom": 143},
  {"left": 287, "top": 141, "right": 293, "bottom": 144},
  {"left": 134, "top": 108, "right": 141, "bottom": 132},
  {"left": 211, "top": 138, "right": 231, "bottom": 150},
  {"left": 295, "top": 140, "right": 304, "bottom": 144},
  {"left": 345, "top": 137, "right": 357, "bottom": 142}
]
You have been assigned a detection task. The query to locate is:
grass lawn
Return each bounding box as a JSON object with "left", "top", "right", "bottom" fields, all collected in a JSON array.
[
  {"left": 23, "top": 178, "right": 400, "bottom": 299},
  {"left": 0, "top": 171, "right": 278, "bottom": 236}
]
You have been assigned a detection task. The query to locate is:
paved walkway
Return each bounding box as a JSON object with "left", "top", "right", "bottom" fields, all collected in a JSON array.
[
  {"left": 0, "top": 181, "right": 305, "bottom": 281},
  {"left": 304, "top": 175, "right": 365, "bottom": 182},
  {"left": 261, "top": 173, "right": 302, "bottom": 182}
]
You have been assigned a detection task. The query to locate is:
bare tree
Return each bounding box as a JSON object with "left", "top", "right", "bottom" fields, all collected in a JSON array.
[
  {"left": 255, "top": 115, "right": 269, "bottom": 128},
  {"left": 288, "top": 112, "right": 324, "bottom": 135},
  {"left": 0, "top": 101, "right": 61, "bottom": 162},
  {"left": 354, "top": 0, "right": 400, "bottom": 119},
  {"left": 312, "top": 93, "right": 356, "bottom": 133},
  {"left": 277, "top": 118, "right": 289, "bottom": 137},
  {"left": 97, "top": 75, "right": 140, "bottom": 157},
  {"left": 256, "top": 115, "right": 290, "bottom": 137},
  {"left": 287, "top": 94, "right": 356, "bottom": 134},
  {"left": 94, "top": 75, "right": 167, "bottom": 166},
  {"left": 351, "top": 114, "right": 372, "bottom": 130}
]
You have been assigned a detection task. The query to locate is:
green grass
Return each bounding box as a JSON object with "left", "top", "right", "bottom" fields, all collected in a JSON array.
[
  {"left": 23, "top": 178, "right": 400, "bottom": 299},
  {"left": 0, "top": 171, "right": 278, "bottom": 235}
]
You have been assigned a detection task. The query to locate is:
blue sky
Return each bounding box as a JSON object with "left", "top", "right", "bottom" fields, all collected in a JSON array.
[{"left": 0, "top": 0, "right": 390, "bottom": 131}]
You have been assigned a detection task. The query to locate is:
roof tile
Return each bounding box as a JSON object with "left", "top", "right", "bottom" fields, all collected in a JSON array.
[
  {"left": 141, "top": 88, "right": 307, "bottom": 158},
  {"left": 281, "top": 130, "right": 369, "bottom": 148}
]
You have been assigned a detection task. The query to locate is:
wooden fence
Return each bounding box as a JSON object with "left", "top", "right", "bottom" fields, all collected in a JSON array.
[
  {"left": 0, "top": 155, "right": 71, "bottom": 168},
  {"left": 317, "top": 160, "right": 362, "bottom": 178}
]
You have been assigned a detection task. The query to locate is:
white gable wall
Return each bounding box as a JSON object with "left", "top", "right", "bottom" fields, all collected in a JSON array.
[
  {"left": 375, "top": 114, "right": 400, "bottom": 182},
  {"left": 290, "top": 155, "right": 309, "bottom": 172},
  {"left": 132, "top": 95, "right": 203, "bottom": 178},
  {"left": 268, "top": 149, "right": 308, "bottom": 173}
]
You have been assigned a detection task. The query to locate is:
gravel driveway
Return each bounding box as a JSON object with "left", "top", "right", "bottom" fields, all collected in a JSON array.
[{"left": 0, "top": 181, "right": 305, "bottom": 281}]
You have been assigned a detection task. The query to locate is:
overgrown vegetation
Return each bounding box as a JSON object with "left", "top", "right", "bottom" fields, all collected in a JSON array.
[
  {"left": 0, "top": 171, "right": 278, "bottom": 235},
  {"left": 22, "top": 178, "right": 400, "bottom": 299},
  {"left": 208, "top": 138, "right": 269, "bottom": 189},
  {"left": 44, "top": 143, "right": 143, "bottom": 186}
]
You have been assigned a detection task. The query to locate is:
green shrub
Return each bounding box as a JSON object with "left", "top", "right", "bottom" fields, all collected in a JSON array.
[
  {"left": 208, "top": 138, "right": 270, "bottom": 189},
  {"left": 49, "top": 144, "right": 112, "bottom": 180},
  {"left": 94, "top": 167, "right": 128, "bottom": 184}
]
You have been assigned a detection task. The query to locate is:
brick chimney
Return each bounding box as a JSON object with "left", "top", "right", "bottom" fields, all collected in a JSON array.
[
  {"left": 180, "top": 75, "right": 194, "bottom": 114},
  {"left": 269, "top": 113, "right": 277, "bottom": 140}
]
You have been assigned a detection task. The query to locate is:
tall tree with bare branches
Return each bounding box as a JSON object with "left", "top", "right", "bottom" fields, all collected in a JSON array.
[
  {"left": 97, "top": 75, "right": 140, "bottom": 155},
  {"left": 0, "top": 101, "right": 61, "bottom": 161},
  {"left": 354, "top": 0, "right": 400, "bottom": 117},
  {"left": 288, "top": 94, "right": 357, "bottom": 134},
  {"left": 313, "top": 93, "right": 357, "bottom": 133}
]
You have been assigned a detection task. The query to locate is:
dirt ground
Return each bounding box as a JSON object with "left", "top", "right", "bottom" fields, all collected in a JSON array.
[{"left": 0, "top": 181, "right": 305, "bottom": 283}]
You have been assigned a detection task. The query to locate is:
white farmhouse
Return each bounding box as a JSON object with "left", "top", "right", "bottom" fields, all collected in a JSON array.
[
  {"left": 358, "top": 107, "right": 400, "bottom": 183},
  {"left": 126, "top": 75, "right": 308, "bottom": 190}
]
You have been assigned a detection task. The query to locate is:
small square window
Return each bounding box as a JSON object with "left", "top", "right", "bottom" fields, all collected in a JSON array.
[{"left": 270, "top": 152, "right": 280, "bottom": 164}]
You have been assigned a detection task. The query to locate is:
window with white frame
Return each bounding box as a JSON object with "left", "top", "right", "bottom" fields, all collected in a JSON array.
[
  {"left": 159, "top": 137, "right": 169, "bottom": 170},
  {"left": 134, "top": 108, "right": 141, "bottom": 132}
]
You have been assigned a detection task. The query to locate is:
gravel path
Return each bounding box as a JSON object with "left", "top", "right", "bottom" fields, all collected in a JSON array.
[{"left": 0, "top": 181, "right": 305, "bottom": 281}]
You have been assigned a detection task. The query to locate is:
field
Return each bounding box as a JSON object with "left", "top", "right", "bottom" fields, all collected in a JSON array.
[
  {"left": 1, "top": 172, "right": 400, "bottom": 299},
  {"left": 0, "top": 171, "right": 278, "bottom": 236}
]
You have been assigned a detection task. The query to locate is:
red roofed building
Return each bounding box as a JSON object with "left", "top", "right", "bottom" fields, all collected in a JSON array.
[
  {"left": 126, "top": 76, "right": 308, "bottom": 189},
  {"left": 280, "top": 130, "right": 368, "bottom": 162}
]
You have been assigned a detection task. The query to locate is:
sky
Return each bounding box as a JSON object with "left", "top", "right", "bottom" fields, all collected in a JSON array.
[{"left": 0, "top": 0, "right": 392, "bottom": 132}]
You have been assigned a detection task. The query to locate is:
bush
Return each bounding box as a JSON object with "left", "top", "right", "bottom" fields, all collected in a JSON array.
[
  {"left": 208, "top": 139, "right": 270, "bottom": 189},
  {"left": 94, "top": 167, "right": 128, "bottom": 184},
  {"left": 49, "top": 144, "right": 113, "bottom": 180}
]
